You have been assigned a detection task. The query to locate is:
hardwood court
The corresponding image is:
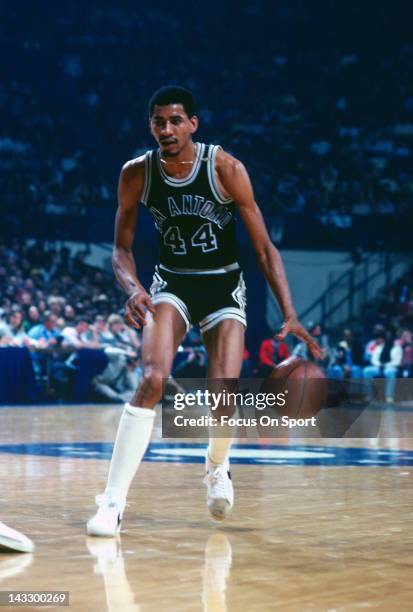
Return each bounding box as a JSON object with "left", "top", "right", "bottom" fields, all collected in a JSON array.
[{"left": 0, "top": 405, "right": 412, "bottom": 611}]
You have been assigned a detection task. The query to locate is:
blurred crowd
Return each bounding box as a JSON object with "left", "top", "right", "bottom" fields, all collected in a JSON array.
[
  {"left": 256, "top": 265, "right": 413, "bottom": 403},
  {"left": 1, "top": 2, "right": 412, "bottom": 247},
  {"left": 0, "top": 240, "right": 207, "bottom": 401},
  {"left": 0, "top": 2, "right": 411, "bottom": 403},
  {"left": 0, "top": 240, "right": 412, "bottom": 404},
  {"left": 0, "top": 239, "right": 140, "bottom": 401}
]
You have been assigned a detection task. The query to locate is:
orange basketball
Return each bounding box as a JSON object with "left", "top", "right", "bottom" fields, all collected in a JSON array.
[{"left": 259, "top": 356, "right": 328, "bottom": 419}]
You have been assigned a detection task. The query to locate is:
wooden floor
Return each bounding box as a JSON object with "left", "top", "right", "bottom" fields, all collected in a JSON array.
[{"left": 0, "top": 405, "right": 412, "bottom": 611}]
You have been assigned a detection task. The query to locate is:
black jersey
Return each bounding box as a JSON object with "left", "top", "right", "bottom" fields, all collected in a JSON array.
[{"left": 142, "top": 143, "right": 238, "bottom": 270}]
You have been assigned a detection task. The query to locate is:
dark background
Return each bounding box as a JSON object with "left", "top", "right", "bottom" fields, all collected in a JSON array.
[{"left": 1, "top": 0, "right": 412, "bottom": 250}]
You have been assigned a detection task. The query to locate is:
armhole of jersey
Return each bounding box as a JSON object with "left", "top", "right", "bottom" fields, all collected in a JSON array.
[
  {"left": 141, "top": 151, "right": 152, "bottom": 205},
  {"left": 207, "top": 145, "right": 233, "bottom": 205}
]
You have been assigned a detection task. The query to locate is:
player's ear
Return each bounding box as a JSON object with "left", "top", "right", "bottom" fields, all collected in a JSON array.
[{"left": 189, "top": 115, "right": 199, "bottom": 134}]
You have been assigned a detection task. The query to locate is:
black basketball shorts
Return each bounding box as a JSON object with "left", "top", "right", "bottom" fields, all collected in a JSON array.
[{"left": 149, "top": 263, "right": 247, "bottom": 334}]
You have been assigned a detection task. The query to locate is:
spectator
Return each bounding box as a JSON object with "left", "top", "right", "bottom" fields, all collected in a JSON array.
[
  {"left": 27, "top": 310, "right": 63, "bottom": 380},
  {"left": 0, "top": 308, "right": 36, "bottom": 348},
  {"left": 364, "top": 324, "right": 386, "bottom": 365},
  {"left": 292, "top": 322, "right": 330, "bottom": 368},
  {"left": 174, "top": 345, "right": 207, "bottom": 378},
  {"left": 92, "top": 346, "right": 140, "bottom": 403},
  {"left": 64, "top": 304, "right": 76, "bottom": 323},
  {"left": 104, "top": 314, "right": 140, "bottom": 352},
  {"left": 22, "top": 305, "right": 41, "bottom": 332},
  {"left": 91, "top": 315, "right": 113, "bottom": 345},
  {"left": 399, "top": 329, "right": 413, "bottom": 378},
  {"left": 61, "top": 317, "right": 99, "bottom": 349},
  {"left": 363, "top": 331, "right": 403, "bottom": 403},
  {"left": 328, "top": 328, "right": 363, "bottom": 379},
  {"left": 48, "top": 296, "right": 65, "bottom": 317},
  {"left": 258, "top": 331, "right": 290, "bottom": 376},
  {"left": 28, "top": 311, "right": 61, "bottom": 347}
]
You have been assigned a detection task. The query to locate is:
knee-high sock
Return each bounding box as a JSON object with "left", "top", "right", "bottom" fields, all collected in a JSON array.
[
  {"left": 208, "top": 437, "right": 234, "bottom": 466},
  {"left": 208, "top": 411, "right": 237, "bottom": 465},
  {"left": 104, "top": 404, "right": 155, "bottom": 501}
]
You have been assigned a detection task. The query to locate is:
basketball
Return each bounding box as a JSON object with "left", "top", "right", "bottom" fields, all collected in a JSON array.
[{"left": 259, "top": 356, "right": 328, "bottom": 419}]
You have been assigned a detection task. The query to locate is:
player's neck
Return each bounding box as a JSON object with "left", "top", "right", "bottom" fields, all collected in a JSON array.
[{"left": 160, "top": 141, "right": 197, "bottom": 179}]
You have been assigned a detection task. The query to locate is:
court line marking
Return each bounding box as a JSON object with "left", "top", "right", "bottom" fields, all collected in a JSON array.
[{"left": 0, "top": 442, "right": 412, "bottom": 466}]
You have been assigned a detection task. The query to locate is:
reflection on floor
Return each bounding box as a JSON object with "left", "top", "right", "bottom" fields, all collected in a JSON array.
[{"left": 0, "top": 404, "right": 412, "bottom": 611}]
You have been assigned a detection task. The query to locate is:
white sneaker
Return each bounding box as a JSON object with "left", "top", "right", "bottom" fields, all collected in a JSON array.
[
  {"left": 0, "top": 521, "right": 35, "bottom": 553},
  {"left": 203, "top": 455, "right": 234, "bottom": 521},
  {"left": 86, "top": 495, "right": 125, "bottom": 537}
]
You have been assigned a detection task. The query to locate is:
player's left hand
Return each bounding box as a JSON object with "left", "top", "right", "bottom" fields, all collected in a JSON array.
[{"left": 276, "top": 316, "right": 323, "bottom": 360}]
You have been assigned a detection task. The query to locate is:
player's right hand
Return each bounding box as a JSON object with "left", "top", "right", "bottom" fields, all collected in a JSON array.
[
  {"left": 276, "top": 317, "right": 324, "bottom": 360},
  {"left": 124, "top": 289, "right": 156, "bottom": 328}
]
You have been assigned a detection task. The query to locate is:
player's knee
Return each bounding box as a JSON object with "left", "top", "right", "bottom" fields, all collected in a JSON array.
[{"left": 140, "top": 366, "right": 164, "bottom": 399}]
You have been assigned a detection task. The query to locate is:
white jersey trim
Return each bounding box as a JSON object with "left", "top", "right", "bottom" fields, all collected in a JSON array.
[
  {"left": 207, "top": 145, "right": 233, "bottom": 205},
  {"left": 157, "top": 142, "right": 205, "bottom": 187},
  {"left": 141, "top": 151, "right": 153, "bottom": 205}
]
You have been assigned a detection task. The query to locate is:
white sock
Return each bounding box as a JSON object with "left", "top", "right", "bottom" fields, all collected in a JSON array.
[
  {"left": 207, "top": 438, "right": 233, "bottom": 467},
  {"left": 207, "top": 409, "right": 237, "bottom": 466},
  {"left": 104, "top": 404, "right": 155, "bottom": 502}
]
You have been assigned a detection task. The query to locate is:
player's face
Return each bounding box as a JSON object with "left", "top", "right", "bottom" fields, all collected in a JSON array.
[{"left": 150, "top": 104, "right": 198, "bottom": 156}]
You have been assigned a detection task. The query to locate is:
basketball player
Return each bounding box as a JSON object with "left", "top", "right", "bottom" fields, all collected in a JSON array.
[
  {"left": 87, "top": 86, "right": 322, "bottom": 536},
  {"left": 0, "top": 520, "right": 34, "bottom": 553}
]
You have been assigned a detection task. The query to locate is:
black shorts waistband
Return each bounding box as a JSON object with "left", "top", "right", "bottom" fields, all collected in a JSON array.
[{"left": 158, "top": 262, "right": 240, "bottom": 275}]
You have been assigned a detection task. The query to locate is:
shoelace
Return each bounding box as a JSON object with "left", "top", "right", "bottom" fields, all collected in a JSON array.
[
  {"left": 96, "top": 494, "right": 115, "bottom": 508},
  {"left": 95, "top": 494, "right": 126, "bottom": 512}
]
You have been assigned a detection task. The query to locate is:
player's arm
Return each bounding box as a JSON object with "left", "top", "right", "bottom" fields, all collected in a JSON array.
[
  {"left": 216, "top": 150, "right": 322, "bottom": 359},
  {"left": 113, "top": 158, "right": 155, "bottom": 328}
]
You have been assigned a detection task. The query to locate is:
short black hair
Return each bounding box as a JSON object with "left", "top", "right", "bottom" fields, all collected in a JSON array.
[{"left": 148, "top": 86, "right": 197, "bottom": 118}]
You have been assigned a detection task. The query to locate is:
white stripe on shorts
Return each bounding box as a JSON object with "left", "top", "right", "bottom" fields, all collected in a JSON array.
[
  {"left": 200, "top": 307, "right": 247, "bottom": 334},
  {"left": 151, "top": 292, "right": 191, "bottom": 332}
]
